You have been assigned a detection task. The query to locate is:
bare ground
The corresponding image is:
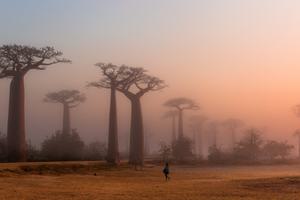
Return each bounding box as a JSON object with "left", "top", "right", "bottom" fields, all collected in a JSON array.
[{"left": 0, "top": 162, "right": 300, "bottom": 200}]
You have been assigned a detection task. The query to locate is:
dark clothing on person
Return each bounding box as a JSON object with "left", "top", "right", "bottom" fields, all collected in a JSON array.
[{"left": 163, "top": 163, "right": 170, "bottom": 181}]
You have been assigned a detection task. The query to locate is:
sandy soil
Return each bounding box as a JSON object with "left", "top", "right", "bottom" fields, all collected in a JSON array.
[{"left": 0, "top": 162, "right": 300, "bottom": 200}]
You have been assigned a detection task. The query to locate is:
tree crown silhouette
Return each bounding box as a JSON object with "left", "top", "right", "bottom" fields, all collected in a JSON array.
[
  {"left": 44, "top": 90, "right": 85, "bottom": 108},
  {"left": 0, "top": 45, "right": 70, "bottom": 78},
  {"left": 164, "top": 97, "right": 199, "bottom": 111}
]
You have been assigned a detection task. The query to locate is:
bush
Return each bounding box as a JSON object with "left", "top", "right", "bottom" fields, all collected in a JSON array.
[
  {"left": 27, "top": 141, "right": 42, "bottom": 161},
  {"left": 207, "top": 145, "right": 229, "bottom": 164},
  {"left": 172, "top": 136, "right": 194, "bottom": 163},
  {"left": 83, "top": 141, "right": 106, "bottom": 161},
  {"left": 158, "top": 142, "right": 172, "bottom": 162},
  {"left": 233, "top": 128, "right": 263, "bottom": 162},
  {"left": 41, "top": 129, "right": 84, "bottom": 161},
  {"left": 262, "top": 140, "right": 294, "bottom": 161}
]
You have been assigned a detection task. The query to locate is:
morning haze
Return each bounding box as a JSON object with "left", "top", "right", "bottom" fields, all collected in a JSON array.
[
  {"left": 1, "top": 0, "right": 300, "bottom": 149},
  {"left": 2, "top": 1, "right": 300, "bottom": 199}
]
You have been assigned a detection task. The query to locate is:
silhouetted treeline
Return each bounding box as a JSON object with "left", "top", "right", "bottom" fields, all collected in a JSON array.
[
  {"left": 158, "top": 128, "right": 294, "bottom": 165},
  {"left": 0, "top": 130, "right": 107, "bottom": 162}
]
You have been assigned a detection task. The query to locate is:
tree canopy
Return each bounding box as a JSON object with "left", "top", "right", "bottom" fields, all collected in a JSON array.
[{"left": 0, "top": 45, "right": 70, "bottom": 78}]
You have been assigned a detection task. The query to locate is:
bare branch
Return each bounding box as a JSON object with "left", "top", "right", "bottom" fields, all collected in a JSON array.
[{"left": 0, "top": 44, "right": 70, "bottom": 78}]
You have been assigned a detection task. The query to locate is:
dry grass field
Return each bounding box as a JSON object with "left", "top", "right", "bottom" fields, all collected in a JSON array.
[{"left": 0, "top": 162, "right": 300, "bottom": 200}]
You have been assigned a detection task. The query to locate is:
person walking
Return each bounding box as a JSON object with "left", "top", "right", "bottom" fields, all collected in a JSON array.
[{"left": 163, "top": 162, "right": 170, "bottom": 181}]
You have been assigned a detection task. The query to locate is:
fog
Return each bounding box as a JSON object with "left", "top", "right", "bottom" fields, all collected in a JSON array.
[{"left": 1, "top": 0, "right": 300, "bottom": 154}]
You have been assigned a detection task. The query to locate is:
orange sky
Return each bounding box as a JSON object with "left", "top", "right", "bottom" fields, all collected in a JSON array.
[{"left": 1, "top": 0, "right": 300, "bottom": 151}]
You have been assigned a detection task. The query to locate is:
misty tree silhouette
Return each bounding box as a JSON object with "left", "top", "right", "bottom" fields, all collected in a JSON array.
[
  {"left": 0, "top": 45, "right": 70, "bottom": 162},
  {"left": 294, "top": 129, "right": 300, "bottom": 158},
  {"left": 292, "top": 105, "right": 300, "bottom": 158},
  {"left": 44, "top": 90, "right": 85, "bottom": 135},
  {"left": 222, "top": 118, "right": 244, "bottom": 150},
  {"left": 163, "top": 110, "right": 179, "bottom": 144},
  {"left": 88, "top": 63, "right": 133, "bottom": 165},
  {"left": 207, "top": 120, "right": 219, "bottom": 148},
  {"left": 116, "top": 67, "right": 166, "bottom": 166},
  {"left": 164, "top": 98, "right": 199, "bottom": 139},
  {"left": 189, "top": 115, "right": 207, "bottom": 157}
]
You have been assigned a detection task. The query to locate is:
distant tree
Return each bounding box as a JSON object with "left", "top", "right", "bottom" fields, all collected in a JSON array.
[
  {"left": 83, "top": 141, "right": 107, "bottom": 161},
  {"left": 222, "top": 118, "right": 244, "bottom": 150},
  {"left": 172, "top": 136, "right": 194, "bottom": 162},
  {"left": 262, "top": 140, "right": 293, "bottom": 160},
  {"left": 88, "top": 63, "right": 132, "bottom": 165},
  {"left": 0, "top": 45, "right": 70, "bottom": 162},
  {"left": 116, "top": 67, "right": 166, "bottom": 166},
  {"left": 41, "top": 129, "right": 84, "bottom": 161},
  {"left": 164, "top": 98, "right": 199, "bottom": 139},
  {"left": 189, "top": 115, "right": 207, "bottom": 157},
  {"left": 158, "top": 142, "right": 172, "bottom": 162},
  {"left": 294, "top": 129, "right": 300, "bottom": 158},
  {"left": 163, "top": 110, "right": 179, "bottom": 144},
  {"left": 233, "top": 128, "right": 263, "bottom": 162},
  {"left": 44, "top": 90, "right": 85, "bottom": 134},
  {"left": 207, "top": 121, "right": 220, "bottom": 148}
]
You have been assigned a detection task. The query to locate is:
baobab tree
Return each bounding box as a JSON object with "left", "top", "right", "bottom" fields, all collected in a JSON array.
[
  {"left": 116, "top": 68, "right": 166, "bottom": 165},
  {"left": 294, "top": 129, "right": 300, "bottom": 158},
  {"left": 190, "top": 115, "right": 207, "bottom": 157},
  {"left": 163, "top": 110, "right": 179, "bottom": 144},
  {"left": 222, "top": 118, "right": 244, "bottom": 150},
  {"left": 88, "top": 63, "right": 131, "bottom": 165},
  {"left": 0, "top": 45, "right": 70, "bottom": 162},
  {"left": 164, "top": 98, "right": 199, "bottom": 139},
  {"left": 44, "top": 90, "right": 85, "bottom": 135},
  {"left": 207, "top": 121, "right": 219, "bottom": 148},
  {"left": 292, "top": 105, "right": 300, "bottom": 158}
]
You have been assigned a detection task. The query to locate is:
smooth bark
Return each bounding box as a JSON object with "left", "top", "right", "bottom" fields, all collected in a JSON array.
[
  {"left": 198, "top": 131, "right": 203, "bottom": 157},
  {"left": 7, "top": 75, "right": 26, "bottom": 162},
  {"left": 62, "top": 103, "right": 71, "bottom": 134},
  {"left": 129, "top": 97, "right": 144, "bottom": 165},
  {"left": 298, "top": 136, "right": 300, "bottom": 158},
  {"left": 106, "top": 87, "right": 120, "bottom": 164},
  {"left": 178, "top": 109, "right": 183, "bottom": 138},
  {"left": 172, "top": 115, "right": 176, "bottom": 143}
]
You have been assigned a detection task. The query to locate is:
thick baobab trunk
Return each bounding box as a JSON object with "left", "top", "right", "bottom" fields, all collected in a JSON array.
[
  {"left": 7, "top": 75, "right": 26, "bottom": 162},
  {"left": 298, "top": 136, "right": 300, "bottom": 159},
  {"left": 212, "top": 130, "right": 217, "bottom": 148},
  {"left": 231, "top": 129, "right": 236, "bottom": 150},
  {"left": 178, "top": 109, "right": 183, "bottom": 138},
  {"left": 62, "top": 103, "right": 71, "bottom": 134},
  {"left": 129, "top": 97, "right": 144, "bottom": 165},
  {"left": 193, "top": 130, "right": 197, "bottom": 155},
  {"left": 171, "top": 115, "right": 176, "bottom": 143},
  {"left": 198, "top": 131, "right": 203, "bottom": 157},
  {"left": 106, "top": 87, "right": 120, "bottom": 164}
]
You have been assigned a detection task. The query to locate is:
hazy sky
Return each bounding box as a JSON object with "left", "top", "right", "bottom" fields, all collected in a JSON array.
[{"left": 1, "top": 0, "right": 300, "bottom": 149}]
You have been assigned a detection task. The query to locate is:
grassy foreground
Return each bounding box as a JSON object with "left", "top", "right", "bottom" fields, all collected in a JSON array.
[{"left": 0, "top": 162, "right": 300, "bottom": 200}]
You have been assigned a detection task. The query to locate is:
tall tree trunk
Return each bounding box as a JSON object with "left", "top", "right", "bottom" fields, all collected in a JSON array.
[
  {"left": 212, "top": 129, "right": 217, "bottom": 148},
  {"left": 193, "top": 130, "right": 197, "bottom": 155},
  {"left": 231, "top": 129, "right": 236, "bottom": 150},
  {"left": 129, "top": 97, "right": 144, "bottom": 165},
  {"left": 62, "top": 103, "right": 71, "bottom": 134},
  {"left": 178, "top": 109, "right": 183, "bottom": 138},
  {"left": 7, "top": 75, "right": 26, "bottom": 162},
  {"left": 106, "top": 87, "right": 120, "bottom": 164},
  {"left": 298, "top": 136, "right": 300, "bottom": 159},
  {"left": 171, "top": 115, "right": 176, "bottom": 143},
  {"left": 198, "top": 130, "right": 203, "bottom": 157}
]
